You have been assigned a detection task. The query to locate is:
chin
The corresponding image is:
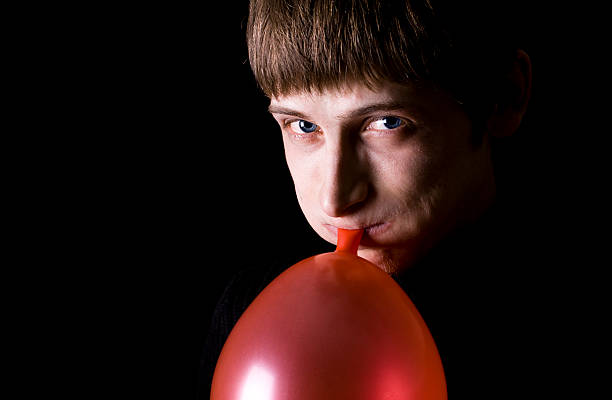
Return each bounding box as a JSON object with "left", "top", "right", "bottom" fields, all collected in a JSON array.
[
  {"left": 358, "top": 245, "right": 421, "bottom": 275},
  {"left": 357, "top": 248, "right": 398, "bottom": 274}
]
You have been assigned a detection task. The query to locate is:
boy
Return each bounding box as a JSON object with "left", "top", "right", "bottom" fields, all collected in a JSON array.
[{"left": 200, "top": 0, "right": 539, "bottom": 397}]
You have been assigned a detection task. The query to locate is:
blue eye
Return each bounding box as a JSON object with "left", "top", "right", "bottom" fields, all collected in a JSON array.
[
  {"left": 298, "top": 120, "right": 318, "bottom": 133},
  {"left": 382, "top": 117, "right": 402, "bottom": 129},
  {"left": 289, "top": 120, "right": 318, "bottom": 133},
  {"left": 368, "top": 116, "right": 405, "bottom": 131}
]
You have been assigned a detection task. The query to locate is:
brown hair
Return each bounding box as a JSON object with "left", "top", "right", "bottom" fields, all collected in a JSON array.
[{"left": 247, "top": 0, "right": 525, "bottom": 131}]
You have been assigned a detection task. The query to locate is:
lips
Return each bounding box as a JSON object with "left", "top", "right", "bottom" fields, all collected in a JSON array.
[
  {"left": 323, "top": 222, "right": 390, "bottom": 243},
  {"left": 364, "top": 222, "right": 389, "bottom": 235}
]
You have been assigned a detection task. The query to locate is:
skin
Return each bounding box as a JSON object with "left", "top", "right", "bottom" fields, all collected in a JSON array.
[{"left": 269, "top": 81, "right": 500, "bottom": 274}]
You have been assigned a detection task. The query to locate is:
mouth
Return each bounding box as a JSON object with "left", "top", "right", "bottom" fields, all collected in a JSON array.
[
  {"left": 363, "top": 222, "right": 389, "bottom": 235},
  {"left": 323, "top": 221, "right": 390, "bottom": 244}
]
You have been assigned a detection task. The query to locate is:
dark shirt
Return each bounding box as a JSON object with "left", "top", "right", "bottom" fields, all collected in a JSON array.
[{"left": 197, "top": 197, "right": 549, "bottom": 398}]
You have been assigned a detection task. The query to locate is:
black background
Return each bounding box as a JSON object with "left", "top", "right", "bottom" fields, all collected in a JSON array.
[
  {"left": 50, "top": 2, "right": 336, "bottom": 397},
  {"left": 27, "top": 1, "right": 601, "bottom": 398}
]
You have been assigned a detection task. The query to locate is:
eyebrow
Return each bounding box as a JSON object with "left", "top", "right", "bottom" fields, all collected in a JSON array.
[
  {"left": 268, "top": 101, "right": 410, "bottom": 120},
  {"left": 267, "top": 106, "right": 309, "bottom": 119}
]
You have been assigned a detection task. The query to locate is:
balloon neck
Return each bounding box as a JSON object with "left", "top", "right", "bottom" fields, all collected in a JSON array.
[{"left": 335, "top": 228, "right": 364, "bottom": 255}]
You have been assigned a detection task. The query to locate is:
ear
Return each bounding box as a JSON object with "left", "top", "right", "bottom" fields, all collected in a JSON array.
[{"left": 487, "top": 49, "right": 532, "bottom": 138}]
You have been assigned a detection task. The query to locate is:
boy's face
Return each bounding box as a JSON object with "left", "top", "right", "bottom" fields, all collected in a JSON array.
[{"left": 269, "top": 81, "right": 496, "bottom": 273}]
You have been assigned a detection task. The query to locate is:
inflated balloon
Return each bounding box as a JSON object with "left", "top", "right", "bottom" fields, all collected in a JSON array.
[{"left": 211, "top": 228, "right": 447, "bottom": 399}]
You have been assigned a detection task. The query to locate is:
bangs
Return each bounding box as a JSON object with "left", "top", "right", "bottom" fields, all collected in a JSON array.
[{"left": 247, "top": 0, "right": 445, "bottom": 98}]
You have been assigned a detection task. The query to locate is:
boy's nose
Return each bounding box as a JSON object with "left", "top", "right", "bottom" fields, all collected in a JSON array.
[{"left": 319, "top": 143, "right": 369, "bottom": 218}]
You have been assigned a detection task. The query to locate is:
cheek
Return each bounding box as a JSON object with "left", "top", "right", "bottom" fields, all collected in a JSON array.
[
  {"left": 284, "top": 149, "right": 319, "bottom": 213},
  {"left": 370, "top": 145, "right": 434, "bottom": 200},
  {"left": 286, "top": 157, "right": 335, "bottom": 243},
  {"left": 369, "top": 142, "right": 450, "bottom": 237}
]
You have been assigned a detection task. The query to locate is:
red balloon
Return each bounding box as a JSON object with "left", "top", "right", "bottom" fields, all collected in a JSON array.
[{"left": 211, "top": 228, "right": 447, "bottom": 400}]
